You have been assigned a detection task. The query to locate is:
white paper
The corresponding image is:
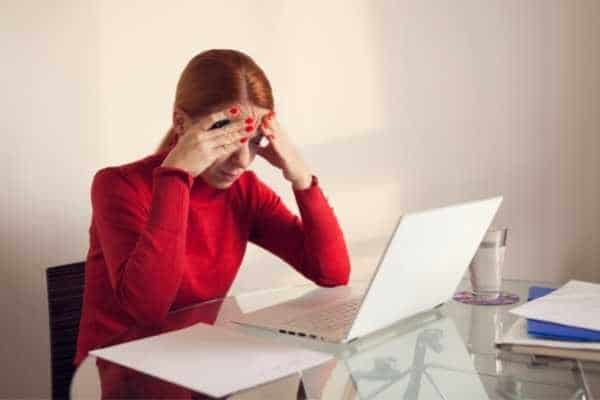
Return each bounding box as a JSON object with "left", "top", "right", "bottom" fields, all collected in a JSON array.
[
  {"left": 496, "top": 318, "right": 600, "bottom": 350},
  {"left": 90, "top": 322, "right": 333, "bottom": 398},
  {"left": 509, "top": 280, "right": 600, "bottom": 331}
]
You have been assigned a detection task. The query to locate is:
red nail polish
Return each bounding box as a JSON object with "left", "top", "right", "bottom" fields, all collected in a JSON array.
[
  {"left": 240, "top": 137, "right": 248, "bottom": 143},
  {"left": 245, "top": 125, "right": 253, "bottom": 132},
  {"left": 245, "top": 117, "right": 253, "bottom": 124},
  {"left": 229, "top": 107, "right": 239, "bottom": 115}
]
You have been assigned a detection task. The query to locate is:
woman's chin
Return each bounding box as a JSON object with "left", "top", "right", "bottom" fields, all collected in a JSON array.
[
  {"left": 214, "top": 181, "right": 233, "bottom": 189},
  {"left": 207, "top": 176, "right": 236, "bottom": 189}
]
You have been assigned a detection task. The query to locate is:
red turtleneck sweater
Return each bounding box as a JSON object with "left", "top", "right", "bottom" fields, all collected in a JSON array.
[{"left": 74, "top": 151, "right": 351, "bottom": 366}]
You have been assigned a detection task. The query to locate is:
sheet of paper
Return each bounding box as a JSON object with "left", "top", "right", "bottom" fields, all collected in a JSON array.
[
  {"left": 496, "top": 318, "right": 600, "bottom": 350},
  {"left": 90, "top": 322, "right": 333, "bottom": 399},
  {"left": 509, "top": 280, "right": 600, "bottom": 331}
]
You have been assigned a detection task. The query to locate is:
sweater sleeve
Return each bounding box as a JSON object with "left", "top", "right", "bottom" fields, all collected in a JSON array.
[
  {"left": 91, "top": 166, "right": 193, "bottom": 326},
  {"left": 248, "top": 172, "right": 350, "bottom": 286}
]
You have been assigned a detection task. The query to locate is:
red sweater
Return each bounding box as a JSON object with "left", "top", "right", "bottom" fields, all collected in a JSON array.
[{"left": 74, "top": 150, "right": 351, "bottom": 366}]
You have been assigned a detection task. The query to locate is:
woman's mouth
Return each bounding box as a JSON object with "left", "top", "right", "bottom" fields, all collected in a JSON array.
[{"left": 220, "top": 170, "right": 239, "bottom": 179}]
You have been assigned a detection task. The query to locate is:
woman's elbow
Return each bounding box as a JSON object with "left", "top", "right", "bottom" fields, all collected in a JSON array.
[
  {"left": 316, "top": 277, "right": 349, "bottom": 287},
  {"left": 316, "top": 266, "right": 350, "bottom": 287}
]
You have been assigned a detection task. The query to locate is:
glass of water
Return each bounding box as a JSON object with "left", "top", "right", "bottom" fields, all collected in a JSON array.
[{"left": 469, "top": 227, "right": 508, "bottom": 300}]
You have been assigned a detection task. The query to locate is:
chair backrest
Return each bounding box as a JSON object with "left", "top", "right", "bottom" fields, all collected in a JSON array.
[{"left": 46, "top": 261, "right": 85, "bottom": 400}]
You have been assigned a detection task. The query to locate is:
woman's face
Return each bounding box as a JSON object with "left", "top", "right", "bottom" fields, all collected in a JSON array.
[{"left": 179, "top": 102, "right": 272, "bottom": 189}]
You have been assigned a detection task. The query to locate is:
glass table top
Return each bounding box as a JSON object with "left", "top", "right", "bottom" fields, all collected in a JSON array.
[{"left": 71, "top": 279, "right": 599, "bottom": 399}]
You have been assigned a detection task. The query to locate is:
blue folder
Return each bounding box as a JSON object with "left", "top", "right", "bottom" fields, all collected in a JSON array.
[{"left": 527, "top": 286, "right": 600, "bottom": 342}]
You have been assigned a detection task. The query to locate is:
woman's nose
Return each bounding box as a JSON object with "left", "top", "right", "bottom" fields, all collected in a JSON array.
[{"left": 228, "top": 142, "right": 252, "bottom": 168}]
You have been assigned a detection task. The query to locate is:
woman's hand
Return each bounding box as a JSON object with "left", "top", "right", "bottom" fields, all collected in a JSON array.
[
  {"left": 161, "top": 108, "right": 252, "bottom": 177},
  {"left": 257, "top": 112, "right": 313, "bottom": 189}
]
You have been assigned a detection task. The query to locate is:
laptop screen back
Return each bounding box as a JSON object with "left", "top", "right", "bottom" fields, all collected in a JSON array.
[{"left": 347, "top": 196, "right": 502, "bottom": 341}]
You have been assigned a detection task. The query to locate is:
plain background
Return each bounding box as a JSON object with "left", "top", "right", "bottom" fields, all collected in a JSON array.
[{"left": 1, "top": 0, "right": 599, "bottom": 397}]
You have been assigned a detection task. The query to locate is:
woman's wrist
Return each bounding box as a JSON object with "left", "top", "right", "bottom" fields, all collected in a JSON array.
[{"left": 290, "top": 173, "right": 313, "bottom": 190}]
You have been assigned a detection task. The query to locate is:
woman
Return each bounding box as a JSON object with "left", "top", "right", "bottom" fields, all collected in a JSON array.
[{"left": 74, "top": 49, "right": 350, "bottom": 397}]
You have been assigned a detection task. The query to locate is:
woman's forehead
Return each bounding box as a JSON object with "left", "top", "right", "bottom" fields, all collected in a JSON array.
[
  {"left": 204, "top": 102, "right": 270, "bottom": 126},
  {"left": 233, "top": 102, "right": 270, "bottom": 118}
]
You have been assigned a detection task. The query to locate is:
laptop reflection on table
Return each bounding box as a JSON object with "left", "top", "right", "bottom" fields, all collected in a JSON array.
[{"left": 344, "top": 314, "right": 490, "bottom": 400}]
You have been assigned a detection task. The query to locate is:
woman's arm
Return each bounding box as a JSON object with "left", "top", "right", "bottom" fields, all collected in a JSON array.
[
  {"left": 248, "top": 172, "right": 351, "bottom": 286},
  {"left": 91, "top": 166, "right": 193, "bottom": 325}
]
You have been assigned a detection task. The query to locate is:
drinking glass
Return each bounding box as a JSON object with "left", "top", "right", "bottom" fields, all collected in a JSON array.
[{"left": 469, "top": 227, "right": 508, "bottom": 299}]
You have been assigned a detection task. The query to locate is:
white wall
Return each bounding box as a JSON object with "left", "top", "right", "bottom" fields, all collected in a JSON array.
[
  {"left": 1, "top": 0, "right": 598, "bottom": 397},
  {"left": 374, "top": 0, "right": 600, "bottom": 283},
  {"left": 1, "top": 1, "right": 102, "bottom": 397}
]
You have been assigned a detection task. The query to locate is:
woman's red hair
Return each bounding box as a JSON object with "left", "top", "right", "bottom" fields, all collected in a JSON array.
[{"left": 156, "top": 49, "right": 275, "bottom": 154}]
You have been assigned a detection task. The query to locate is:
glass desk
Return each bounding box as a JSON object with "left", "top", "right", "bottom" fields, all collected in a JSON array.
[{"left": 71, "top": 279, "right": 600, "bottom": 399}]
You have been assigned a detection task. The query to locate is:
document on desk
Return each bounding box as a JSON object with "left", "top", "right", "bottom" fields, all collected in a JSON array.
[
  {"left": 509, "top": 280, "right": 600, "bottom": 331},
  {"left": 90, "top": 322, "right": 333, "bottom": 398},
  {"left": 495, "top": 318, "right": 600, "bottom": 362}
]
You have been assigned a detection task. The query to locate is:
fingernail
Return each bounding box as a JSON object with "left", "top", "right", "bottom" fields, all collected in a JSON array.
[
  {"left": 245, "top": 117, "right": 253, "bottom": 124},
  {"left": 229, "top": 107, "right": 239, "bottom": 115},
  {"left": 240, "top": 137, "right": 248, "bottom": 143},
  {"left": 245, "top": 125, "right": 253, "bottom": 132}
]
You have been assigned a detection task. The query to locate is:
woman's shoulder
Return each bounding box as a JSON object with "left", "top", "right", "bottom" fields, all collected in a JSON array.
[
  {"left": 119, "top": 151, "right": 167, "bottom": 177},
  {"left": 92, "top": 152, "right": 167, "bottom": 198}
]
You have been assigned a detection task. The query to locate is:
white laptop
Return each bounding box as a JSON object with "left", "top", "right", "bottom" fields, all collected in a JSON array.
[{"left": 233, "top": 196, "right": 503, "bottom": 344}]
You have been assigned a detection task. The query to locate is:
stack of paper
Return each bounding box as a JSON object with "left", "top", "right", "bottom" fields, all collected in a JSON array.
[
  {"left": 525, "top": 286, "right": 600, "bottom": 342},
  {"left": 495, "top": 280, "right": 600, "bottom": 362}
]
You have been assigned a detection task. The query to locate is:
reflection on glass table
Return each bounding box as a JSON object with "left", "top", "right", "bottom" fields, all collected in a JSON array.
[
  {"left": 345, "top": 314, "right": 490, "bottom": 399},
  {"left": 70, "top": 279, "right": 599, "bottom": 399}
]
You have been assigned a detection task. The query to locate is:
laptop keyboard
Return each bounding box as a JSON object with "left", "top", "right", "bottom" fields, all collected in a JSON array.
[{"left": 285, "top": 297, "right": 362, "bottom": 333}]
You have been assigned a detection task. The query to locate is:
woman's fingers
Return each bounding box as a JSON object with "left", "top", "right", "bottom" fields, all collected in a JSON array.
[
  {"left": 204, "top": 119, "right": 244, "bottom": 137},
  {"left": 206, "top": 120, "right": 254, "bottom": 146},
  {"left": 214, "top": 141, "right": 243, "bottom": 158},
  {"left": 204, "top": 104, "right": 245, "bottom": 129},
  {"left": 259, "top": 112, "right": 276, "bottom": 139},
  {"left": 184, "top": 104, "right": 262, "bottom": 152},
  {"left": 209, "top": 129, "right": 248, "bottom": 149}
]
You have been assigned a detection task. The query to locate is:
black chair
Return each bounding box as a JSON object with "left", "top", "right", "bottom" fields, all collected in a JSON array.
[{"left": 46, "top": 261, "right": 86, "bottom": 400}]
